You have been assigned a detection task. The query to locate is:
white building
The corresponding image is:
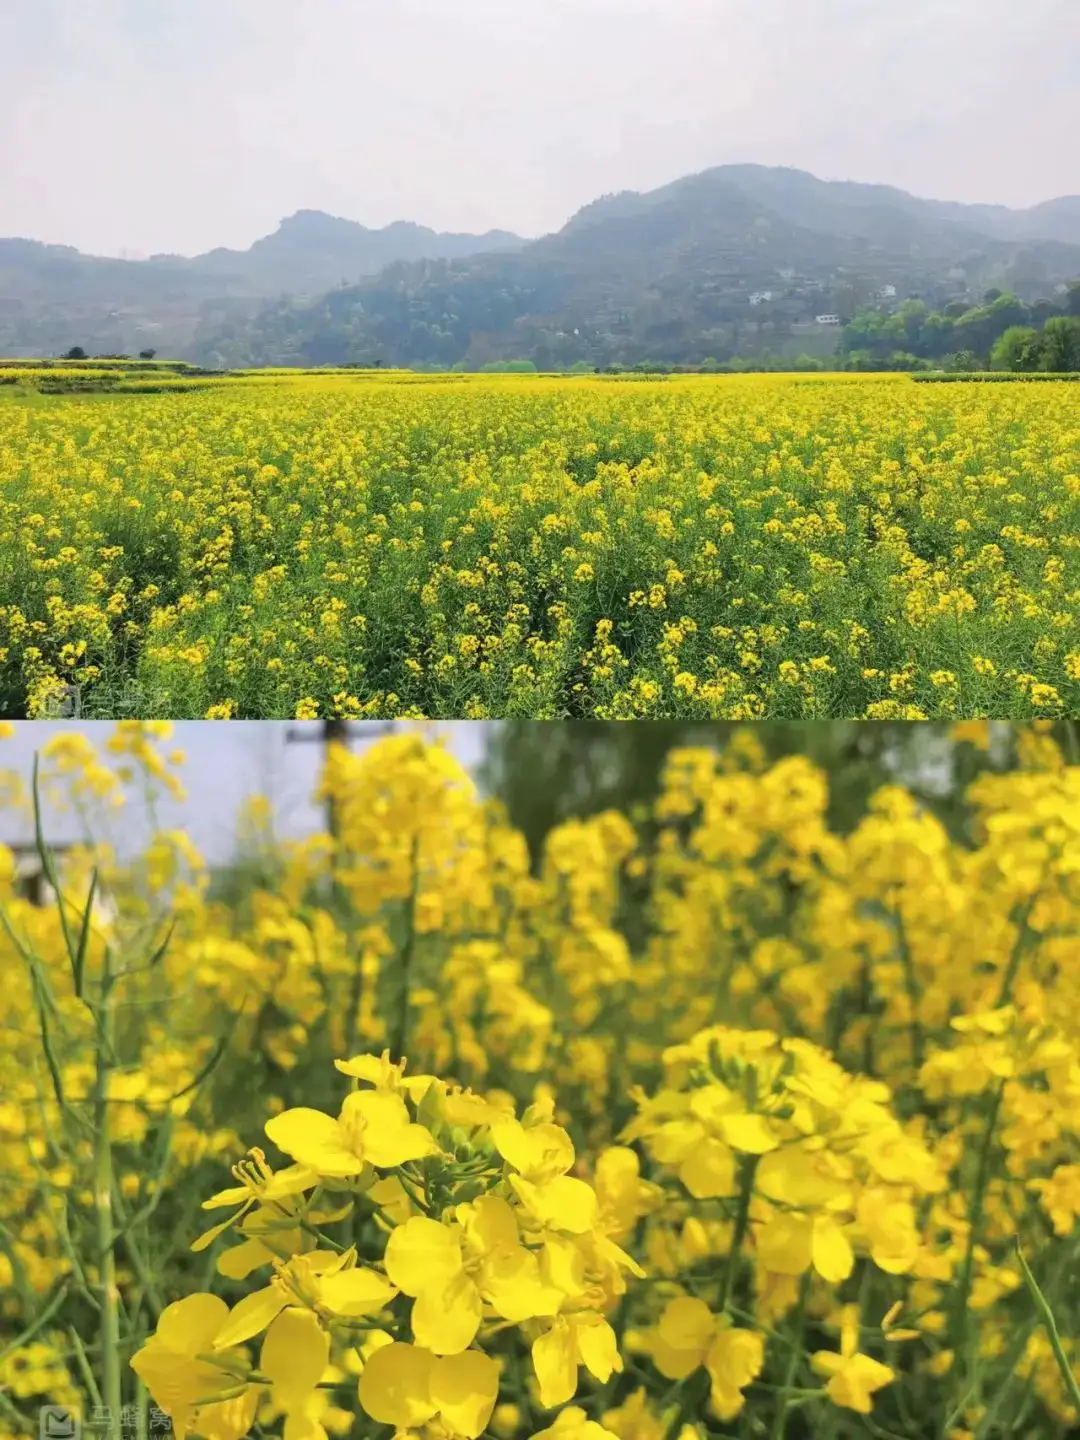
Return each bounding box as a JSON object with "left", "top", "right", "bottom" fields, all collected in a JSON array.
[
  {"left": 878, "top": 285, "right": 897, "bottom": 299},
  {"left": 815, "top": 314, "right": 842, "bottom": 326},
  {"left": 5, "top": 844, "right": 118, "bottom": 925},
  {"left": 749, "top": 291, "right": 774, "bottom": 305}
]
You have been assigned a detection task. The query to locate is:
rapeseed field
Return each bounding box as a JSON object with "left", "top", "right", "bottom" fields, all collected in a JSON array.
[
  {"left": 1, "top": 371, "right": 1078, "bottom": 719},
  {"left": 5, "top": 721, "right": 1080, "bottom": 1439}
]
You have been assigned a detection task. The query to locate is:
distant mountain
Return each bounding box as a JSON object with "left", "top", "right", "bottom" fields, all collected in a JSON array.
[
  {"left": 6, "top": 166, "right": 1080, "bottom": 367},
  {"left": 201, "top": 164, "right": 1080, "bottom": 371},
  {"left": 0, "top": 213, "right": 526, "bottom": 358},
  {"left": 182, "top": 209, "right": 525, "bottom": 292}
]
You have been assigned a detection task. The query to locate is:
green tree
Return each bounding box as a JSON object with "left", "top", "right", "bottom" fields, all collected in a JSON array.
[
  {"left": 990, "top": 325, "right": 1042, "bottom": 371},
  {"left": 948, "top": 348, "right": 981, "bottom": 372},
  {"left": 1038, "top": 316, "right": 1080, "bottom": 371},
  {"left": 63, "top": 346, "right": 87, "bottom": 360}
]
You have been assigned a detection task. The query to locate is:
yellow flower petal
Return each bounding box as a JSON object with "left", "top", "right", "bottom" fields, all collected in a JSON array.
[
  {"left": 201, "top": 1185, "right": 253, "bottom": 1211},
  {"left": 265, "top": 1108, "right": 364, "bottom": 1177},
  {"left": 129, "top": 1348, "right": 221, "bottom": 1434},
  {"left": 574, "top": 1314, "right": 621, "bottom": 1385},
  {"left": 155, "top": 1293, "right": 230, "bottom": 1355},
  {"left": 346, "top": 1090, "right": 440, "bottom": 1167},
  {"left": 384, "top": 1217, "right": 463, "bottom": 1296},
  {"left": 261, "top": 1307, "right": 330, "bottom": 1413},
  {"left": 533, "top": 1319, "right": 579, "bottom": 1409},
  {"left": 651, "top": 1337, "right": 703, "bottom": 1382},
  {"left": 264, "top": 1165, "right": 322, "bottom": 1199},
  {"left": 193, "top": 1388, "right": 263, "bottom": 1440},
  {"left": 704, "top": 1327, "right": 765, "bottom": 1422},
  {"left": 318, "top": 1267, "right": 399, "bottom": 1317},
  {"left": 283, "top": 1413, "right": 330, "bottom": 1440},
  {"left": 483, "top": 1245, "right": 562, "bottom": 1322},
  {"left": 462, "top": 1193, "right": 519, "bottom": 1251},
  {"left": 538, "top": 1176, "right": 600, "bottom": 1234},
  {"left": 190, "top": 1216, "right": 241, "bottom": 1254},
  {"left": 213, "top": 1287, "right": 289, "bottom": 1350},
  {"left": 755, "top": 1212, "right": 814, "bottom": 1276},
  {"left": 412, "top": 1269, "right": 484, "bottom": 1355},
  {"left": 658, "top": 1297, "right": 714, "bottom": 1353},
  {"left": 511, "top": 1174, "right": 598, "bottom": 1233},
  {"left": 429, "top": 1351, "right": 501, "bottom": 1439},
  {"left": 678, "top": 1139, "right": 737, "bottom": 1199},
  {"left": 812, "top": 1216, "right": 855, "bottom": 1284},
  {"left": 493, "top": 1119, "right": 575, "bottom": 1180},
  {"left": 717, "top": 1113, "right": 780, "bottom": 1155},
  {"left": 358, "top": 1342, "right": 438, "bottom": 1429},
  {"left": 217, "top": 1238, "right": 277, "bottom": 1281}
]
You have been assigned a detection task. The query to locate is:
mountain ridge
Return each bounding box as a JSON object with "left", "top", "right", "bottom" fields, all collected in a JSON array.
[
  {"left": 200, "top": 164, "right": 1080, "bottom": 371},
  {"left": 4, "top": 164, "right": 1080, "bottom": 364}
]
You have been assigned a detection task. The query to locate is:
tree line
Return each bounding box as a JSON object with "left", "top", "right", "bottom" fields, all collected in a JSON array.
[{"left": 840, "top": 283, "right": 1080, "bottom": 371}]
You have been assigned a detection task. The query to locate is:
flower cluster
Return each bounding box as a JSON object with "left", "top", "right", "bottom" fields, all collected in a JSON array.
[{"left": 131, "top": 1052, "right": 641, "bottom": 1440}]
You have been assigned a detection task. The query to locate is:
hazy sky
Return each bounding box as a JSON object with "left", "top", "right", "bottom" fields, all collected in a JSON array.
[
  {"left": 0, "top": 722, "right": 491, "bottom": 863},
  {"left": 4, "top": 0, "right": 1078, "bottom": 258}
]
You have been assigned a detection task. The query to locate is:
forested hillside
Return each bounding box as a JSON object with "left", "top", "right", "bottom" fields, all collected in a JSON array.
[{"left": 193, "top": 165, "right": 1080, "bottom": 370}]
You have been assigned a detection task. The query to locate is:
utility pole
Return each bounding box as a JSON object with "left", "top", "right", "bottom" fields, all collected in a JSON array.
[{"left": 284, "top": 721, "right": 395, "bottom": 841}]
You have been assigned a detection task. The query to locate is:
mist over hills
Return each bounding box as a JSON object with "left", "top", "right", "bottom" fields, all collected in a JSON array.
[{"left": 4, "top": 163, "right": 1080, "bottom": 367}]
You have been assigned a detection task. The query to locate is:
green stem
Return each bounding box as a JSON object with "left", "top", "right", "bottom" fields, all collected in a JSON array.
[
  {"left": 719, "top": 1155, "right": 759, "bottom": 1313},
  {"left": 768, "top": 1270, "right": 811, "bottom": 1440},
  {"left": 894, "top": 909, "right": 924, "bottom": 1070},
  {"left": 1015, "top": 1238, "right": 1080, "bottom": 1417},
  {"left": 952, "top": 1080, "right": 1005, "bottom": 1383},
  {"left": 391, "top": 834, "right": 421, "bottom": 1063},
  {"left": 134, "top": 1379, "right": 149, "bottom": 1440},
  {"left": 93, "top": 955, "right": 123, "bottom": 1438},
  {"left": 0, "top": 1279, "right": 70, "bottom": 1367},
  {"left": 67, "top": 1325, "right": 104, "bottom": 1409},
  {"left": 858, "top": 955, "right": 875, "bottom": 1076},
  {"left": 974, "top": 1231, "right": 1080, "bottom": 1437},
  {"left": 995, "top": 896, "right": 1035, "bottom": 1008}
]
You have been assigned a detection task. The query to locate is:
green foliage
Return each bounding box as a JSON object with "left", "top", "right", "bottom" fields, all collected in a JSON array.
[
  {"left": 990, "top": 325, "right": 1042, "bottom": 371},
  {"left": 841, "top": 292, "right": 1080, "bottom": 372},
  {"left": 479, "top": 359, "right": 538, "bottom": 373},
  {"left": 1039, "top": 316, "right": 1080, "bottom": 372}
]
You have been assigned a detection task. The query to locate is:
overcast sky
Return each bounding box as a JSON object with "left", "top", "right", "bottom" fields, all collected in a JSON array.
[
  {"left": 3, "top": 0, "right": 1078, "bottom": 258},
  {"left": 0, "top": 722, "right": 491, "bottom": 864}
]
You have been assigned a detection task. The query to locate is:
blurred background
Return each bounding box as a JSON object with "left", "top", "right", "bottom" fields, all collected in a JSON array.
[{"left": 2, "top": 718, "right": 1077, "bottom": 875}]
